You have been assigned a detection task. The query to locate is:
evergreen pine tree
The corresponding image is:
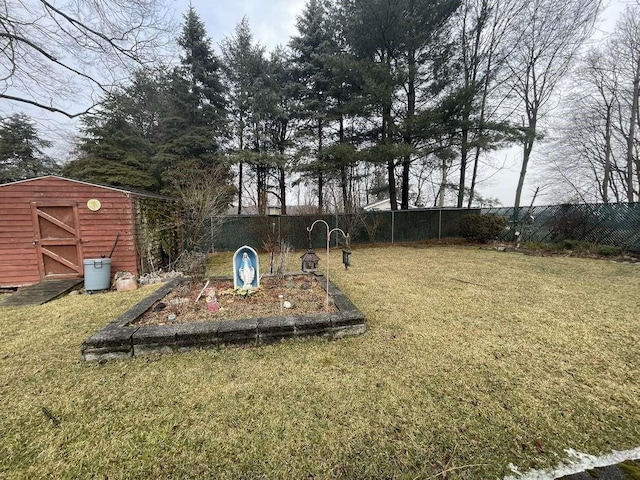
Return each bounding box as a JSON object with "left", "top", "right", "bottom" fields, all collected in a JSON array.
[
  {"left": 221, "top": 17, "right": 268, "bottom": 214},
  {"left": 64, "top": 70, "right": 165, "bottom": 191},
  {"left": 290, "top": 0, "right": 337, "bottom": 212},
  {"left": 0, "top": 113, "right": 58, "bottom": 183},
  {"left": 158, "top": 7, "right": 228, "bottom": 177}
]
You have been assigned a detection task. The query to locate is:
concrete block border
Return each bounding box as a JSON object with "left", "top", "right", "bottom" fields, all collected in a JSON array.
[{"left": 81, "top": 274, "right": 366, "bottom": 362}]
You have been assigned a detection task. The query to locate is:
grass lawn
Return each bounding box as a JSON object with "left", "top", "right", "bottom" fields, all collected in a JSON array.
[{"left": 1, "top": 245, "right": 640, "bottom": 479}]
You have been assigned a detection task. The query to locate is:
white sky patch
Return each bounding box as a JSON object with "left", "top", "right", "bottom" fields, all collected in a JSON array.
[
  {"left": 254, "top": 0, "right": 307, "bottom": 49},
  {"left": 180, "top": 0, "right": 306, "bottom": 52},
  {"left": 503, "top": 447, "right": 640, "bottom": 480}
]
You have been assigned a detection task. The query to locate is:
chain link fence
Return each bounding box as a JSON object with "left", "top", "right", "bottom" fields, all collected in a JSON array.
[
  {"left": 196, "top": 203, "right": 640, "bottom": 253},
  {"left": 201, "top": 208, "right": 480, "bottom": 252},
  {"left": 482, "top": 203, "right": 640, "bottom": 251}
]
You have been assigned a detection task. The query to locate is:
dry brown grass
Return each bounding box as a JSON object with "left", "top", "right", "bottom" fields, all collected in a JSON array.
[{"left": 1, "top": 245, "right": 639, "bottom": 479}]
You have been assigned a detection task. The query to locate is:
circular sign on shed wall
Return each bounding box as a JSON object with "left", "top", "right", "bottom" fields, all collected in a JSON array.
[{"left": 87, "top": 199, "right": 101, "bottom": 211}]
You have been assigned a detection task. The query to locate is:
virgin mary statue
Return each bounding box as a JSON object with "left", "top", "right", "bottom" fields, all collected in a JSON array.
[{"left": 238, "top": 252, "right": 255, "bottom": 288}]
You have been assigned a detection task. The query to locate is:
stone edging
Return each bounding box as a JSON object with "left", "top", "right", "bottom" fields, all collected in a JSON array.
[{"left": 81, "top": 275, "right": 366, "bottom": 362}]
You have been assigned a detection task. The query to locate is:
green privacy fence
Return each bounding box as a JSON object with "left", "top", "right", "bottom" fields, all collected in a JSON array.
[
  {"left": 482, "top": 203, "right": 640, "bottom": 251},
  {"left": 202, "top": 208, "right": 480, "bottom": 252},
  {"left": 193, "top": 203, "right": 640, "bottom": 253}
]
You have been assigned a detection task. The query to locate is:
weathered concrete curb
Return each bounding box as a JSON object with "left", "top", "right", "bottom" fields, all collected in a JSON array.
[{"left": 82, "top": 275, "right": 366, "bottom": 362}]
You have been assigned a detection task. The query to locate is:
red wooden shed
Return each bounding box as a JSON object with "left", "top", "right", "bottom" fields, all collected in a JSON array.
[{"left": 0, "top": 176, "right": 175, "bottom": 288}]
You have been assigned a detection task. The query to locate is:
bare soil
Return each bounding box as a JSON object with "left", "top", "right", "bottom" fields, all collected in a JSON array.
[{"left": 133, "top": 274, "right": 336, "bottom": 326}]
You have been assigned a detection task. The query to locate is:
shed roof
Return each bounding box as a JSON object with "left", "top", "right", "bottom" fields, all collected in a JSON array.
[{"left": 0, "top": 175, "right": 171, "bottom": 200}]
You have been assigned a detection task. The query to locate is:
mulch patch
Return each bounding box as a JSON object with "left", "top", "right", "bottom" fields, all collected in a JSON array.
[{"left": 133, "top": 274, "right": 336, "bottom": 326}]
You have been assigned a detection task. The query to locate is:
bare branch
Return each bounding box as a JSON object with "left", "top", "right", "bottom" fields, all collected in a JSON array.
[
  {"left": 0, "top": 93, "right": 94, "bottom": 117},
  {"left": 0, "top": 0, "right": 174, "bottom": 117}
]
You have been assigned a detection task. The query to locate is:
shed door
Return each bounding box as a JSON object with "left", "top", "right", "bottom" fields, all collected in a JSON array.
[{"left": 31, "top": 202, "right": 83, "bottom": 279}]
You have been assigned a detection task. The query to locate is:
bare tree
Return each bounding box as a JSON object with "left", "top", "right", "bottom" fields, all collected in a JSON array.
[
  {"left": 505, "top": 0, "right": 601, "bottom": 211},
  {"left": 543, "top": 112, "right": 622, "bottom": 204},
  {"left": 0, "top": 0, "right": 173, "bottom": 118},
  {"left": 584, "top": 49, "right": 620, "bottom": 203},
  {"left": 454, "top": 0, "right": 523, "bottom": 208},
  {"left": 542, "top": 47, "right": 623, "bottom": 204},
  {"left": 169, "top": 161, "right": 235, "bottom": 252},
  {"left": 541, "top": 2, "right": 640, "bottom": 205},
  {"left": 612, "top": 2, "right": 640, "bottom": 201}
]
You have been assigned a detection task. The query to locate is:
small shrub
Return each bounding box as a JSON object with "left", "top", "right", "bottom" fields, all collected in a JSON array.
[
  {"left": 563, "top": 239, "right": 579, "bottom": 250},
  {"left": 175, "top": 251, "right": 208, "bottom": 282},
  {"left": 596, "top": 245, "right": 622, "bottom": 257},
  {"left": 459, "top": 214, "right": 508, "bottom": 242},
  {"left": 562, "top": 239, "right": 592, "bottom": 252},
  {"left": 275, "top": 241, "right": 292, "bottom": 280}
]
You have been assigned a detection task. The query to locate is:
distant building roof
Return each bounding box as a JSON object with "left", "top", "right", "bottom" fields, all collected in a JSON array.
[
  {"left": 227, "top": 204, "right": 320, "bottom": 215},
  {"left": 363, "top": 198, "right": 392, "bottom": 211}
]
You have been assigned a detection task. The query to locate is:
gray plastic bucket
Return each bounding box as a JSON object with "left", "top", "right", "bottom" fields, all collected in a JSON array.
[{"left": 83, "top": 258, "right": 112, "bottom": 291}]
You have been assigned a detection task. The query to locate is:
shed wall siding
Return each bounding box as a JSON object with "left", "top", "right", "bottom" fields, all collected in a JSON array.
[{"left": 0, "top": 177, "right": 140, "bottom": 287}]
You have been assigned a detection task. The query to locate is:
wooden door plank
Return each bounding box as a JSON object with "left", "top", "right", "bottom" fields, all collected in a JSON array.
[
  {"left": 40, "top": 239, "right": 79, "bottom": 246},
  {"left": 41, "top": 248, "right": 80, "bottom": 272},
  {"left": 36, "top": 210, "right": 77, "bottom": 236},
  {"left": 30, "top": 202, "right": 45, "bottom": 280}
]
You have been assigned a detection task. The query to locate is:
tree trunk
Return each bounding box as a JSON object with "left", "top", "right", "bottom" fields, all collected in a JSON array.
[
  {"left": 401, "top": 48, "right": 416, "bottom": 210},
  {"left": 382, "top": 106, "right": 398, "bottom": 210},
  {"left": 339, "top": 114, "right": 349, "bottom": 212},
  {"left": 317, "top": 119, "right": 324, "bottom": 212},
  {"left": 514, "top": 123, "right": 536, "bottom": 211},
  {"left": 279, "top": 166, "right": 287, "bottom": 215},
  {"left": 278, "top": 120, "right": 288, "bottom": 215},
  {"left": 237, "top": 121, "right": 244, "bottom": 215},
  {"left": 388, "top": 159, "right": 398, "bottom": 211},
  {"left": 467, "top": 40, "right": 493, "bottom": 208},
  {"left": 458, "top": 0, "right": 485, "bottom": 208},
  {"left": 602, "top": 104, "right": 612, "bottom": 203},
  {"left": 257, "top": 165, "right": 267, "bottom": 215},
  {"left": 340, "top": 166, "right": 348, "bottom": 212},
  {"left": 383, "top": 106, "right": 398, "bottom": 211},
  {"left": 468, "top": 145, "right": 481, "bottom": 208},
  {"left": 629, "top": 56, "right": 640, "bottom": 201},
  {"left": 382, "top": 51, "right": 398, "bottom": 211},
  {"left": 400, "top": 158, "right": 410, "bottom": 209},
  {"left": 237, "top": 161, "right": 243, "bottom": 214},
  {"left": 457, "top": 129, "right": 469, "bottom": 208},
  {"left": 383, "top": 105, "right": 398, "bottom": 211},
  {"left": 318, "top": 172, "right": 324, "bottom": 213},
  {"left": 438, "top": 157, "right": 448, "bottom": 207}
]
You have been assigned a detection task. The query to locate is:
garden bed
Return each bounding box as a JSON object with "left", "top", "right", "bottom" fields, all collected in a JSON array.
[
  {"left": 134, "top": 274, "right": 336, "bottom": 326},
  {"left": 81, "top": 273, "right": 365, "bottom": 362}
]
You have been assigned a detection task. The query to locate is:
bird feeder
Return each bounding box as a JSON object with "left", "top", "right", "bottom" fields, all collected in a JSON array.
[
  {"left": 342, "top": 248, "right": 352, "bottom": 270},
  {"left": 267, "top": 205, "right": 281, "bottom": 216},
  {"left": 300, "top": 249, "right": 320, "bottom": 272}
]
